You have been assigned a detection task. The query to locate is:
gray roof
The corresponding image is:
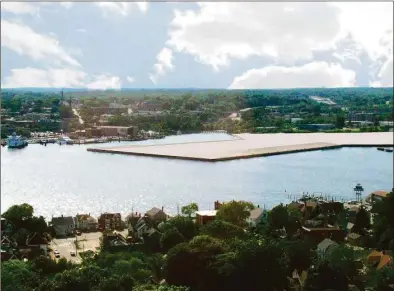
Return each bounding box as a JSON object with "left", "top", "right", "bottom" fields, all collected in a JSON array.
[
  {"left": 51, "top": 216, "right": 74, "bottom": 226},
  {"left": 145, "top": 207, "right": 162, "bottom": 217},
  {"left": 249, "top": 208, "right": 264, "bottom": 221},
  {"left": 317, "top": 238, "right": 338, "bottom": 253}
]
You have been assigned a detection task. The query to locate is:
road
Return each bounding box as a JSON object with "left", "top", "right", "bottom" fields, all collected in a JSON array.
[
  {"left": 72, "top": 108, "right": 84, "bottom": 125},
  {"left": 51, "top": 232, "right": 102, "bottom": 263}
]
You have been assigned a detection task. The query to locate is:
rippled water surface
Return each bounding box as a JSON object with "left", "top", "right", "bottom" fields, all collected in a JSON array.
[{"left": 1, "top": 133, "right": 393, "bottom": 218}]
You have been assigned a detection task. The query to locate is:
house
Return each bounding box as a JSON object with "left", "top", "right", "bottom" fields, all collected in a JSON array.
[
  {"left": 195, "top": 210, "right": 217, "bottom": 226},
  {"left": 98, "top": 213, "right": 122, "bottom": 231},
  {"left": 347, "top": 206, "right": 360, "bottom": 223},
  {"left": 247, "top": 208, "right": 265, "bottom": 227},
  {"left": 1, "top": 235, "right": 18, "bottom": 249},
  {"left": 346, "top": 222, "right": 356, "bottom": 233},
  {"left": 75, "top": 214, "right": 98, "bottom": 231},
  {"left": 103, "top": 232, "right": 129, "bottom": 247},
  {"left": 317, "top": 238, "right": 338, "bottom": 259},
  {"left": 369, "top": 190, "right": 389, "bottom": 203},
  {"left": 51, "top": 215, "right": 75, "bottom": 237},
  {"left": 302, "top": 226, "right": 345, "bottom": 245},
  {"left": 26, "top": 232, "right": 48, "bottom": 255},
  {"left": 145, "top": 207, "right": 168, "bottom": 223},
  {"left": 367, "top": 250, "right": 392, "bottom": 270},
  {"left": 346, "top": 232, "right": 362, "bottom": 246},
  {"left": 125, "top": 212, "right": 142, "bottom": 234}
]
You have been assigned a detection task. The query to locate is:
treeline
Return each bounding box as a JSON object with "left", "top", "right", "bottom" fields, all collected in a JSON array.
[{"left": 2, "top": 191, "right": 394, "bottom": 291}]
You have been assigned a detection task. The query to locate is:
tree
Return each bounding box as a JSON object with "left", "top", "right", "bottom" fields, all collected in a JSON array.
[
  {"left": 335, "top": 114, "right": 346, "bottom": 128},
  {"left": 2, "top": 203, "right": 34, "bottom": 222},
  {"left": 165, "top": 235, "right": 227, "bottom": 289},
  {"left": 181, "top": 203, "right": 198, "bottom": 217},
  {"left": 160, "top": 227, "right": 185, "bottom": 252},
  {"left": 372, "top": 190, "right": 394, "bottom": 248},
  {"left": 161, "top": 216, "right": 198, "bottom": 241},
  {"left": 200, "top": 220, "right": 245, "bottom": 240},
  {"left": 216, "top": 201, "right": 254, "bottom": 227},
  {"left": 354, "top": 206, "right": 370, "bottom": 232},
  {"left": 304, "top": 262, "right": 348, "bottom": 291},
  {"left": 1, "top": 260, "right": 39, "bottom": 291}
]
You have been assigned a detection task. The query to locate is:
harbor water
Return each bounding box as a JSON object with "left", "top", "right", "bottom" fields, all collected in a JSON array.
[{"left": 1, "top": 133, "right": 393, "bottom": 219}]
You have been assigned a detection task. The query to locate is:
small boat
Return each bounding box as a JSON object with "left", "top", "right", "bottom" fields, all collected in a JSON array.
[
  {"left": 377, "top": 147, "right": 385, "bottom": 151},
  {"left": 7, "top": 132, "right": 28, "bottom": 149},
  {"left": 177, "top": 130, "right": 182, "bottom": 135},
  {"left": 384, "top": 148, "right": 393, "bottom": 152}
]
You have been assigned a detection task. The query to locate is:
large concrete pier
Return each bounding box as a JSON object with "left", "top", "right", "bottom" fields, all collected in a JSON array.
[{"left": 87, "top": 132, "right": 394, "bottom": 162}]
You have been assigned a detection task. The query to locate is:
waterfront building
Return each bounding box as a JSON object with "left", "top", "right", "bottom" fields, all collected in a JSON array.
[
  {"left": 195, "top": 210, "right": 217, "bottom": 225},
  {"left": 369, "top": 190, "right": 389, "bottom": 203},
  {"left": 96, "top": 126, "right": 138, "bottom": 137},
  {"left": 74, "top": 214, "right": 98, "bottom": 231},
  {"left": 98, "top": 213, "right": 122, "bottom": 230},
  {"left": 51, "top": 215, "right": 75, "bottom": 237},
  {"left": 246, "top": 208, "right": 265, "bottom": 227}
]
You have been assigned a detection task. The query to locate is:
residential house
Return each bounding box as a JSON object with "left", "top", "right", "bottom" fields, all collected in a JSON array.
[
  {"left": 367, "top": 250, "right": 392, "bottom": 270},
  {"left": 196, "top": 210, "right": 217, "bottom": 226},
  {"left": 131, "top": 207, "right": 168, "bottom": 239},
  {"left": 1, "top": 235, "right": 18, "bottom": 250},
  {"left": 302, "top": 225, "right": 345, "bottom": 245},
  {"left": 317, "top": 238, "right": 338, "bottom": 259},
  {"left": 125, "top": 212, "right": 142, "bottom": 234},
  {"left": 98, "top": 213, "right": 122, "bottom": 231},
  {"left": 347, "top": 206, "right": 360, "bottom": 224},
  {"left": 25, "top": 232, "right": 48, "bottom": 255},
  {"left": 51, "top": 215, "right": 75, "bottom": 237},
  {"left": 247, "top": 207, "right": 265, "bottom": 227},
  {"left": 75, "top": 214, "right": 98, "bottom": 231},
  {"left": 102, "top": 232, "right": 129, "bottom": 247},
  {"left": 369, "top": 190, "right": 389, "bottom": 203},
  {"left": 145, "top": 207, "right": 168, "bottom": 223},
  {"left": 346, "top": 232, "right": 362, "bottom": 247}
]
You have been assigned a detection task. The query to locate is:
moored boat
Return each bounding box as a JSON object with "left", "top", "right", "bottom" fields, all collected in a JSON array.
[
  {"left": 377, "top": 147, "right": 385, "bottom": 151},
  {"left": 7, "top": 132, "right": 28, "bottom": 149},
  {"left": 384, "top": 148, "right": 393, "bottom": 152},
  {"left": 57, "top": 135, "right": 74, "bottom": 145}
]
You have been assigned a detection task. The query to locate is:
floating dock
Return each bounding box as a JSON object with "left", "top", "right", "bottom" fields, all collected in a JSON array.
[{"left": 87, "top": 132, "right": 394, "bottom": 162}]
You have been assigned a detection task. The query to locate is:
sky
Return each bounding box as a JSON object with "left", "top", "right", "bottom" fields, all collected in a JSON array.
[{"left": 1, "top": 2, "right": 393, "bottom": 90}]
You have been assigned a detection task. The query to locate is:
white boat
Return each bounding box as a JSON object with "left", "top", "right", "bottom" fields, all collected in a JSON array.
[
  {"left": 7, "top": 132, "right": 28, "bottom": 149},
  {"left": 57, "top": 135, "right": 74, "bottom": 145}
]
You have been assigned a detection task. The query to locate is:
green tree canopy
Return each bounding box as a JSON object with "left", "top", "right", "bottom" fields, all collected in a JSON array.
[{"left": 216, "top": 201, "right": 254, "bottom": 227}]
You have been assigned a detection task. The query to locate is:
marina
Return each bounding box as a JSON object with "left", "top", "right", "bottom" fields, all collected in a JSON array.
[{"left": 1, "top": 133, "right": 393, "bottom": 219}]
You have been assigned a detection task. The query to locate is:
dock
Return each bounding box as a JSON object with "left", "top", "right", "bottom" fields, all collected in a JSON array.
[{"left": 87, "top": 132, "right": 394, "bottom": 162}]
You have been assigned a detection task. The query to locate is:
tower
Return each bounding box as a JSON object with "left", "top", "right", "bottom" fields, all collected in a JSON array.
[{"left": 354, "top": 183, "right": 364, "bottom": 203}]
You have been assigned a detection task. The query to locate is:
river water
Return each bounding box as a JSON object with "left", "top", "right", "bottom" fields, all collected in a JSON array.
[{"left": 1, "top": 133, "right": 393, "bottom": 219}]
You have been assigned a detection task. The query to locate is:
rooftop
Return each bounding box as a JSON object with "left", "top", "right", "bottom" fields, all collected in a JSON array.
[{"left": 196, "top": 210, "right": 217, "bottom": 217}]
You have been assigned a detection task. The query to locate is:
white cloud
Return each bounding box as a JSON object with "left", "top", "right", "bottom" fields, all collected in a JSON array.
[
  {"left": 370, "top": 58, "right": 393, "bottom": 87},
  {"left": 149, "top": 47, "right": 174, "bottom": 84},
  {"left": 229, "top": 62, "right": 356, "bottom": 89},
  {"left": 0, "top": 2, "right": 38, "bottom": 15},
  {"left": 1, "top": 67, "right": 122, "bottom": 90},
  {"left": 86, "top": 74, "right": 122, "bottom": 90},
  {"left": 126, "top": 76, "right": 135, "bottom": 84},
  {"left": 167, "top": 3, "right": 342, "bottom": 70},
  {"left": 330, "top": 3, "right": 393, "bottom": 61},
  {"left": 1, "top": 20, "right": 81, "bottom": 68},
  {"left": 1, "top": 68, "right": 86, "bottom": 88},
  {"left": 95, "top": 2, "right": 148, "bottom": 17}
]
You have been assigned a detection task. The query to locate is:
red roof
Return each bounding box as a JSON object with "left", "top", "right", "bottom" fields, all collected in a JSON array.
[{"left": 371, "top": 190, "right": 388, "bottom": 198}]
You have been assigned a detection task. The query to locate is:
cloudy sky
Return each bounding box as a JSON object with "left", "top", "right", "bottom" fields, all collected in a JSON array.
[{"left": 1, "top": 2, "right": 393, "bottom": 89}]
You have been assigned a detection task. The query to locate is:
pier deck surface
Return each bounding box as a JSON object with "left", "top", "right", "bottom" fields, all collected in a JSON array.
[{"left": 87, "top": 132, "right": 394, "bottom": 162}]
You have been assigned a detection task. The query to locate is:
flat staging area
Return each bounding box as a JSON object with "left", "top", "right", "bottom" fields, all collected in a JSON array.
[{"left": 87, "top": 132, "right": 394, "bottom": 162}]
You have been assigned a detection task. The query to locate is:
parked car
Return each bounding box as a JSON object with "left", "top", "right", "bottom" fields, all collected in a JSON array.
[
  {"left": 53, "top": 249, "right": 59, "bottom": 254},
  {"left": 75, "top": 230, "right": 82, "bottom": 236},
  {"left": 55, "top": 253, "right": 60, "bottom": 258},
  {"left": 70, "top": 251, "right": 76, "bottom": 256}
]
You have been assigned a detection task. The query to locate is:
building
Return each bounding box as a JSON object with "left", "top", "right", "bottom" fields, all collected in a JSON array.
[
  {"left": 98, "top": 213, "right": 122, "bottom": 231},
  {"left": 51, "top": 215, "right": 75, "bottom": 237},
  {"left": 145, "top": 207, "right": 168, "bottom": 223},
  {"left": 102, "top": 232, "right": 129, "bottom": 247},
  {"left": 348, "top": 112, "right": 376, "bottom": 122},
  {"left": 125, "top": 212, "right": 142, "bottom": 234},
  {"left": 26, "top": 232, "right": 48, "bottom": 255},
  {"left": 74, "top": 214, "right": 98, "bottom": 231},
  {"left": 346, "top": 232, "right": 362, "bottom": 247},
  {"left": 317, "top": 238, "right": 338, "bottom": 259},
  {"left": 195, "top": 210, "right": 217, "bottom": 225},
  {"left": 96, "top": 126, "right": 138, "bottom": 137},
  {"left": 247, "top": 208, "right": 265, "bottom": 227},
  {"left": 370, "top": 190, "right": 389, "bottom": 203},
  {"left": 302, "top": 226, "right": 345, "bottom": 245},
  {"left": 91, "top": 106, "right": 128, "bottom": 115}
]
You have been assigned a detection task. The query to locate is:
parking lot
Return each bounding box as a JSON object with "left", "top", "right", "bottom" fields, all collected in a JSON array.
[{"left": 51, "top": 232, "right": 102, "bottom": 263}]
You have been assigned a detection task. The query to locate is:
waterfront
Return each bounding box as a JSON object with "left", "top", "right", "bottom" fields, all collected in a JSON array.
[{"left": 1, "top": 133, "right": 393, "bottom": 219}]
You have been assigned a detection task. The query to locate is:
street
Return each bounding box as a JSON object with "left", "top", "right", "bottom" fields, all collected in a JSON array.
[{"left": 51, "top": 232, "right": 102, "bottom": 263}]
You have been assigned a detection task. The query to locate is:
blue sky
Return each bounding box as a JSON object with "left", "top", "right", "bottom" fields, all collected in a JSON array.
[{"left": 1, "top": 2, "right": 393, "bottom": 89}]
